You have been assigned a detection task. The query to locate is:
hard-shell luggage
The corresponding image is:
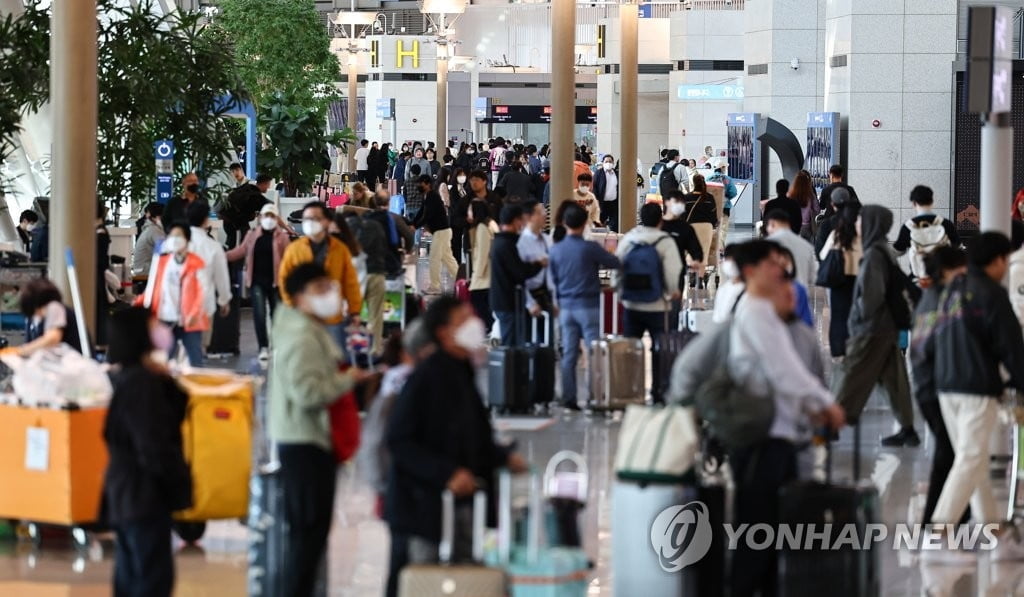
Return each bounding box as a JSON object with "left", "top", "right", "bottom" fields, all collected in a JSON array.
[
  {"left": 777, "top": 427, "right": 880, "bottom": 597},
  {"left": 652, "top": 312, "right": 697, "bottom": 402},
  {"left": 488, "top": 346, "right": 530, "bottom": 413},
  {"left": 589, "top": 335, "right": 645, "bottom": 410},
  {"left": 399, "top": 491, "right": 507, "bottom": 597},
  {"left": 207, "top": 263, "right": 242, "bottom": 355},
  {"left": 524, "top": 313, "right": 556, "bottom": 409},
  {"left": 599, "top": 287, "right": 624, "bottom": 335}
]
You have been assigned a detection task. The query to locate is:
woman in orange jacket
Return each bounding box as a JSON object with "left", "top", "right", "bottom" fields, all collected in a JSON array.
[{"left": 136, "top": 222, "right": 208, "bottom": 366}]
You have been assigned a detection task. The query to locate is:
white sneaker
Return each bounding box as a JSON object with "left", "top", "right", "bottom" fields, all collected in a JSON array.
[
  {"left": 990, "top": 532, "right": 1024, "bottom": 562},
  {"left": 920, "top": 546, "right": 977, "bottom": 565},
  {"left": 258, "top": 347, "right": 269, "bottom": 362}
]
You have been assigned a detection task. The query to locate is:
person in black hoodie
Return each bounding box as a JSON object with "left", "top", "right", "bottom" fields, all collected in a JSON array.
[
  {"left": 102, "top": 307, "right": 191, "bottom": 597},
  {"left": 496, "top": 160, "right": 535, "bottom": 202},
  {"left": 489, "top": 204, "right": 545, "bottom": 346},
  {"left": 762, "top": 179, "right": 801, "bottom": 235},
  {"left": 385, "top": 297, "right": 527, "bottom": 597},
  {"left": 834, "top": 204, "right": 919, "bottom": 447},
  {"left": 923, "top": 232, "right": 1024, "bottom": 560},
  {"left": 818, "top": 164, "right": 857, "bottom": 214}
]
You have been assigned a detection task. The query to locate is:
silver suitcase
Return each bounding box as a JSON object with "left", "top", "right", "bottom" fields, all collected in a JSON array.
[
  {"left": 399, "top": 491, "right": 507, "bottom": 597},
  {"left": 589, "top": 335, "right": 645, "bottom": 410}
]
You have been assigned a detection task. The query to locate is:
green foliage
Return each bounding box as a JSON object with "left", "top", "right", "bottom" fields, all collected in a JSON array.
[
  {"left": 0, "top": 6, "right": 49, "bottom": 163},
  {"left": 213, "top": 0, "right": 341, "bottom": 110},
  {"left": 258, "top": 94, "right": 355, "bottom": 196},
  {"left": 0, "top": 0, "right": 249, "bottom": 221}
]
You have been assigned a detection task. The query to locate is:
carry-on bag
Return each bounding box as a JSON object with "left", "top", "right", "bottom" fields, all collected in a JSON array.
[
  {"left": 207, "top": 262, "right": 242, "bottom": 355},
  {"left": 651, "top": 311, "right": 698, "bottom": 402},
  {"left": 398, "top": 491, "right": 508, "bottom": 597},
  {"left": 614, "top": 404, "right": 699, "bottom": 484},
  {"left": 589, "top": 335, "right": 645, "bottom": 410},
  {"left": 492, "top": 471, "right": 590, "bottom": 597},
  {"left": 524, "top": 312, "right": 556, "bottom": 409},
  {"left": 777, "top": 427, "right": 880, "bottom": 597}
]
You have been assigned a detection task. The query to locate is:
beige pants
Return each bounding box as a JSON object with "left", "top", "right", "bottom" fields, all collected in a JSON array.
[
  {"left": 932, "top": 392, "right": 1001, "bottom": 524},
  {"left": 364, "top": 273, "right": 386, "bottom": 355},
  {"left": 692, "top": 223, "right": 715, "bottom": 266},
  {"left": 718, "top": 214, "right": 730, "bottom": 251},
  {"left": 428, "top": 228, "right": 459, "bottom": 292}
]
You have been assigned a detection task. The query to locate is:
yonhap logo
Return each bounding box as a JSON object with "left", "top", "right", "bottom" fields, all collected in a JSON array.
[{"left": 649, "top": 500, "right": 713, "bottom": 572}]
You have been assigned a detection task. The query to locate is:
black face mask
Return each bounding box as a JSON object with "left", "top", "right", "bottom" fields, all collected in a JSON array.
[{"left": 186, "top": 183, "right": 200, "bottom": 194}]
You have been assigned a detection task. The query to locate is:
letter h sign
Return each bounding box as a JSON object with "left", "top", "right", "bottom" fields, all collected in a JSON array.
[{"left": 396, "top": 40, "right": 420, "bottom": 69}]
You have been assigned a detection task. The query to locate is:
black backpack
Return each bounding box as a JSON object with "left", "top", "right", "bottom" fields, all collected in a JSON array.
[{"left": 658, "top": 162, "right": 680, "bottom": 196}]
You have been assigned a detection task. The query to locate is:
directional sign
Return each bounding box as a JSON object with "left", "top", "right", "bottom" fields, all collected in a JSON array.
[
  {"left": 966, "top": 6, "right": 1015, "bottom": 114},
  {"left": 677, "top": 84, "right": 744, "bottom": 101},
  {"left": 154, "top": 140, "right": 174, "bottom": 204},
  {"left": 376, "top": 97, "right": 395, "bottom": 119}
]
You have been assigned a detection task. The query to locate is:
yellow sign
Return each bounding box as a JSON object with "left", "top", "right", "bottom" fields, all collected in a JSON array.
[
  {"left": 371, "top": 40, "right": 379, "bottom": 68},
  {"left": 396, "top": 40, "right": 420, "bottom": 69}
]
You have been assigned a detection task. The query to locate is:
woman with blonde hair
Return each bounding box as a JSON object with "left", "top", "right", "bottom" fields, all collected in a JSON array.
[{"left": 349, "top": 182, "right": 373, "bottom": 209}]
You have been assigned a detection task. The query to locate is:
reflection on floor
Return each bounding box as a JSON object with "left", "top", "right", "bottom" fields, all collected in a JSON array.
[{"left": 2, "top": 300, "right": 1024, "bottom": 596}]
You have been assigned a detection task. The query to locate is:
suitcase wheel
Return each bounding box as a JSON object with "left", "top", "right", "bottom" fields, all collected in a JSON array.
[{"left": 173, "top": 521, "right": 207, "bottom": 544}]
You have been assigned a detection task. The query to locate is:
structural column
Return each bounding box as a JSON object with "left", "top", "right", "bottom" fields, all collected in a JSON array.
[
  {"left": 980, "top": 113, "right": 1013, "bottom": 238},
  {"left": 50, "top": 0, "right": 98, "bottom": 336},
  {"left": 347, "top": 58, "right": 359, "bottom": 172},
  {"left": 618, "top": 3, "right": 638, "bottom": 233},
  {"left": 437, "top": 42, "right": 449, "bottom": 152},
  {"left": 549, "top": 0, "right": 576, "bottom": 220}
]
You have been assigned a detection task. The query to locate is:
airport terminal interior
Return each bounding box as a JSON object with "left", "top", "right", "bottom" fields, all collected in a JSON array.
[{"left": 2, "top": 0, "right": 1024, "bottom": 595}]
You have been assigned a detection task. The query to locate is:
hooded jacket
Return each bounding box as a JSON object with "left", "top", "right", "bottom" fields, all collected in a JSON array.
[{"left": 847, "top": 205, "right": 897, "bottom": 338}]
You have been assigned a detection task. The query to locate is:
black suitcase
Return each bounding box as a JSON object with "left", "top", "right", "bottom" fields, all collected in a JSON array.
[
  {"left": 524, "top": 312, "right": 555, "bottom": 408},
  {"left": 652, "top": 312, "right": 697, "bottom": 403},
  {"left": 487, "top": 345, "right": 530, "bottom": 413},
  {"left": 207, "top": 262, "right": 242, "bottom": 355},
  {"left": 777, "top": 426, "right": 879, "bottom": 597}
]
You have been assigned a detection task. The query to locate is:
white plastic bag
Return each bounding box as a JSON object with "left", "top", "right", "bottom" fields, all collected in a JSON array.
[{"left": 6, "top": 344, "right": 112, "bottom": 408}]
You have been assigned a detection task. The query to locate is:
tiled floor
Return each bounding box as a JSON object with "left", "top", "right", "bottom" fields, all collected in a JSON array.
[{"left": 2, "top": 296, "right": 1024, "bottom": 596}]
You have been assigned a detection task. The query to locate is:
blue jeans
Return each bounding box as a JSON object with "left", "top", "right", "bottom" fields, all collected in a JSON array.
[
  {"left": 558, "top": 306, "right": 600, "bottom": 405},
  {"left": 250, "top": 283, "right": 279, "bottom": 350},
  {"left": 169, "top": 326, "right": 203, "bottom": 367},
  {"left": 494, "top": 310, "right": 527, "bottom": 347}
]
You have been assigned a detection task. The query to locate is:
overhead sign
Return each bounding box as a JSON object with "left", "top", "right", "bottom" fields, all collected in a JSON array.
[
  {"left": 474, "top": 97, "right": 489, "bottom": 120},
  {"left": 480, "top": 105, "right": 597, "bottom": 125},
  {"left": 154, "top": 140, "right": 174, "bottom": 204},
  {"left": 376, "top": 97, "right": 395, "bottom": 119},
  {"left": 396, "top": 40, "right": 420, "bottom": 69},
  {"left": 677, "top": 84, "right": 744, "bottom": 101},
  {"left": 966, "top": 5, "right": 1014, "bottom": 114}
]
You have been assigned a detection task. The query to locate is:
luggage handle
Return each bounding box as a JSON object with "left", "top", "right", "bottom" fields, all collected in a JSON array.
[
  {"left": 543, "top": 450, "right": 589, "bottom": 501},
  {"left": 498, "top": 469, "right": 544, "bottom": 565},
  {"left": 531, "top": 310, "right": 550, "bottom": 346},
  {"left": 439, "top": 488, "right": 487, "bottom": 565}
]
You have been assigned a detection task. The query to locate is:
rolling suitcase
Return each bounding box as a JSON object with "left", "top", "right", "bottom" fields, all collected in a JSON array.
[
  {"left": 487, "top": 346, "right": 530, "bottom": 413},
  {"left": 652, "top": 311, "right": 698, "bottom": 403},
  {"left": 399, "top": 491, "right": 507, "bottom": 597},
  {"left": 207, "top": 262, "right": 242, "bottom": 355},
  {"left": 777, "top": 427, "right": 879, "bottom": 597},
  {"left": 524, "top": 312, "right": 556, "bottom": 409},
  {"left": 589, "top": 335, "right": 645, "bottom": 410}
]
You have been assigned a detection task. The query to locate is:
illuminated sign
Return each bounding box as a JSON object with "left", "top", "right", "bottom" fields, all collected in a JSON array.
[
  {"left": 396, "top": 40, "right": 420, "bottom": 69},
  {"left": 677, "top": 84, "right": 744, "bottom": 101},
  {"left": 481, "top": 105, "right": 597, "bottom": 124}
]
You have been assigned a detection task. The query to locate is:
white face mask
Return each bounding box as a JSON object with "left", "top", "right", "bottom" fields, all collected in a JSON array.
[
  {"left": 578, "top": 185, "right": 590, "bottom": 194},
  {"left": 603, "top": 162, "right": 614, "bottom": 171},
  {"left": 307, "top": 291, "right": 342, "bottom": 320},
  {"left": 163, "top": 236, "right": 186, "bottom": 254},
  {"left": 669, "top": 202, "right": 686, "bottom": 217},
  {"left": 453, "top": 316, "right": 487, "bottom": 352},
  {"left": 721, "top": 260, "right": 740, "bottom": 281},
  {"left": 24, "top": 223, "right": 36, "bottom": 232},
  {"left": 457, "top": 175, "right": 467, "bottom": 185},
  {"left": 260, "top": 217, "right": 277, "bottom": 231},
  {"left": 302, "top": 219, "right": 324, "bottom": 238}
]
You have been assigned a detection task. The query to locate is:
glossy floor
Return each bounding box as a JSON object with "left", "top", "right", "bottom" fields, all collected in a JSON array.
[{"left": 2, "top": 304, "right": 1023, "bottom": 596}]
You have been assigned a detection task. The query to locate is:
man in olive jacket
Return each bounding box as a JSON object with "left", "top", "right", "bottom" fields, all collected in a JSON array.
[{"left": 269, "top": 262, "right": 367, "bottom": 597}]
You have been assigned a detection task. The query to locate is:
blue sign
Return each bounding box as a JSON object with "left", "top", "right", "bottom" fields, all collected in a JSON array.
[
  {"left": 376, "top": 97, "right": 395, "bottom": 119},
  {"left": 154, "top": 140, "right": 174, "bottom": 204},
  {"left": 728, "top": 112, "right": 757, "bottom": 127},
  {"left": 639, "top": 3, "right": 653, "bottom": 18},
  {"left": 807, "top": 112, "right": 836, "bottom": 127},
  {"left": 474, "top": 97, "right": 489, "bottom": 120},
  {"left": 677, "top": 84, "right": 744, "bottom": 101}
]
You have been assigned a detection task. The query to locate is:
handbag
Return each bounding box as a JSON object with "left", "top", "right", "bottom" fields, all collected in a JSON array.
[
  {"left": 694, "top": 364, "right": 775, "bottom": 451},
  {"left": 614, "top": 404, "right": 699, "bottom": 484},
  {"left": 329, "top": 391, "right": 361, "bottom": 463},
  {"left": 815, "top": 248, "right": 847, "bottom": 289}
]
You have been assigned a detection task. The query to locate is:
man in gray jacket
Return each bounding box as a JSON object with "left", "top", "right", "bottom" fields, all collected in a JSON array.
[{"left": 834, "top": 205, "right": 919, "bottom": 447}]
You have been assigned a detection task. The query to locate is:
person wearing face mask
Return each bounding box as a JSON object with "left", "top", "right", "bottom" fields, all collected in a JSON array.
[
  {"left": 414, "top": 175, "right": 459, "bottom": 294},
  {"left": 17, "top": 209, "right": 38, "bottom": 254},
  {"left": 468, "top": 169, "right": 503, "bottom": 222},
  {"left": 132, "top": 203, "right": 166, "bottom": 290},
  {"left": 278, "top": 202, "right": 362, "bottom": 351},
  {"left": 711, "top": 244, "right": 745, "bottom": 324},
  {"left": 101, "top": 307, "right": 192, "bottom": 597},
  {"left": 268, "top": 263, "right": 369, "bottom": 597},
  {"left": 661, "top": 191, "right": 704, "bottom": 274},
  {"left": 574, "top": 172, "right": 602, "bottom": 228},
  {"left": 136, "top": 222, "right": 209, "bottom": 366},
  {"left": 592, "top": 155, "right": 619, "bottom": 231},
  {"left": 490, "top": 204, "right": 545, "bottom": 346},
  {"left": 13, "top": 278, "right": 85, "bottom": 357},
  {"left": 385, "top": 296, "right": 528, "bottom": 597},
  {"left": 226, "top": 204, "right": 291, "bottom": 360},
  {"left": 448, "top": 168, "right": 472, "bottom": 263},
  {"left": 186, "top": 201, "right": 233, "bottom": 353},
  {"left": 163, "top": 172, "right": 202, "bottom": 233},
  {"left": 405, "top": 147, "right": 431, "bottom": 188}
]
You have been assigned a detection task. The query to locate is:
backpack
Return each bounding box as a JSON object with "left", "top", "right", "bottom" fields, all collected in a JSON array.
[
  {"left": 906, "top": 216, "right": 951, "bottom": 280},
  {"left": 658, "top": 163, "right": 680, "bottom": 197},
  {"left": 694, "top": 361, "right": 775, "bottom": 451},
  {"left": 621, "top": 235, "right": 669, "bottom": 303}
]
